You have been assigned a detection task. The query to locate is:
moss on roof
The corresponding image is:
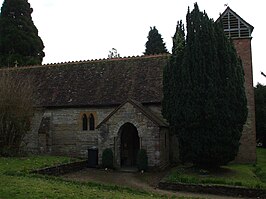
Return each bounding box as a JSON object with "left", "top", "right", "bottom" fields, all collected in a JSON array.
[{"left": 1, "top": 54, "right": 170, "bottom": 107}]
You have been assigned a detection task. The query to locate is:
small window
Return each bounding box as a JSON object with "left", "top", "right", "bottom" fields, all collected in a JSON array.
[
  {"left": 89, "top": 114, "right": 95, "bottom": 130},
  {"left": 82, "top": 114, "right": 88, "bottom": 131}
]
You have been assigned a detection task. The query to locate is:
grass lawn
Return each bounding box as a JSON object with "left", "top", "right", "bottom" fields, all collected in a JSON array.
[
  {"left": 0, "top": 156, "right": 194, "bottom": 199},
  {"left": 0, "top": 155, "right": 77, "bottom": 174},
  {"left": 0, "top": 175, "right": 166, "bottom": 199},
  {"left": 165, "top": 148, "right": 266, "bottom": 189}
]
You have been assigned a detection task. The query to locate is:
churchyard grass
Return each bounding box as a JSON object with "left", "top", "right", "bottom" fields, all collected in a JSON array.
[
  {"left": 0, "top": 156, "right": 194, "bottom": 199},
  {"left": 165, "top": 148, "right": 266, "bottom": 189},
  {"left": 0, "top": 155, "right": 77, "bottom": 174},
  {"left": 254, "top": 147, "right": 266, "bottom": 183},
  {"left": 0, "top": 174, "right": 170, "bottom": 199}
]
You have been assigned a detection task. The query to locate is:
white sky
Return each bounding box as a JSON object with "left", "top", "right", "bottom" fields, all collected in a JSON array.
[{"left": 1, "top": 0, "right": 265, "bottom": 85}]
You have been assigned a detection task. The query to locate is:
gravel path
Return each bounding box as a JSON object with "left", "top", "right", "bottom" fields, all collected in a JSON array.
[{"left": 63, "top": 168, "right": 247, "bottom": 199}]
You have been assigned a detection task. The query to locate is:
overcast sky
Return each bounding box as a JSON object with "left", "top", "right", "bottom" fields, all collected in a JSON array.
[{"left": 1, "top": 0, "right": 265, "bottom": 85}]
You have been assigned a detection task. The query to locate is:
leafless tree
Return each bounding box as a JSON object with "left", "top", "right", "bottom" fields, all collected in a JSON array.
[{"left": 0, "top": 70, "right": 33, "bottom": 156}]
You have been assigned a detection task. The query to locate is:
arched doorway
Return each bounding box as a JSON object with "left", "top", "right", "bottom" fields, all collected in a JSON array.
[{"left": 120, "top": 123, "right": 140, "bottom": 167}]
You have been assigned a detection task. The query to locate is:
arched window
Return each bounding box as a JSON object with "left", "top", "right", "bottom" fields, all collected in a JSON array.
[
  {"left": 82, "top": 114, "right": 88, "bottom": 131},
  {"left": 89, "top": 114, "right": 95, "bottom": 130}
]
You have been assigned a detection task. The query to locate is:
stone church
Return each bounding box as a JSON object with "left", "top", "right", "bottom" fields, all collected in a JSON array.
[{"left": 5, "top": 7, "right": 257, "bottom": 169}]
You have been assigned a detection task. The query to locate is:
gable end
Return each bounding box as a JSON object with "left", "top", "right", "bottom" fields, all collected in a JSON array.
[{"left": 218, "top": 7, "right": 254, "bottom": 38}]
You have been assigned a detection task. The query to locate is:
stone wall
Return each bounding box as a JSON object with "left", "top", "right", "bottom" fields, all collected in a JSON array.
[
  {"left": 50, "top": 107, "right": 114, "bottom": 158},
  {"left": 23, "top": 108, "right": 44, "bottom": 154},
  {"left": 159, "top": 181, "right": 266, "bottom": 198},
  {"left": 32, "top": 160, "right": 88, "bottom": 176},
  {"left": 24, "top": 103, "right": 169, "bottom": 169},
  {"left": 98, "top": 102, "right": 169, "bottom": 168},
  {"left": 24, "top": 106, "right": 113, "bottom": 157},
  {"left": 233, "top": 38, "right": 256, "bottom": 163}
]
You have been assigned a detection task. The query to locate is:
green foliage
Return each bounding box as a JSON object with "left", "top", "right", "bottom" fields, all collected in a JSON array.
[
  {"left": 102, "top": 148, "right": 114, "bottom": 169},
  {"left": 0, "top": 0, "right": 45, "bottom": 67},
  {"left": 162, "top": 20, "right": 185, "bottom": 127},
  {"left": 144, "top": 26, "right": 168, "bottom": 55},
  {"left": 255, "top": 84, "right": 266, "bottom": 147},
  {"left": 166, "top": 148, "right": 266, "bottom": 189},
  {"left": 254, "top": 148, "right": 266, "bottom": 183},
  {"left": 137, "top": 149, "right": 148, "bottom": 171},
  {"left": 162, "top": 3, "right": 247, "bottom": 168}
]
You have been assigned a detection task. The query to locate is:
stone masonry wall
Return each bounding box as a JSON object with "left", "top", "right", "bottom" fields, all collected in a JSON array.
[
  {"left": 25, "top": 107, "right": 114, "bottom": 158},
  {"left": 98, "top": 102, "right": 168, "bottom": 168},
  {"left": 49, "top": 107, "right": 114, "bottom": 158},
  {"left": 25, "top": 103, "right": 167, "bottom": 168},
  {"left": 233, "top": 38, "right": 256, "bottom": 163},
  {"left": 23, "top": 108, "right": 44, "bottom": 154}
]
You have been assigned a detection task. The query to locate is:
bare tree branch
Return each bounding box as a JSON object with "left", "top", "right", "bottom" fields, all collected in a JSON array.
[{"left": 0, "top": 70, "right": 33, "bottom": 156}]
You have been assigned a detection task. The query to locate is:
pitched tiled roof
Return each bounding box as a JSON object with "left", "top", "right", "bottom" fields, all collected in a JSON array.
[
  {"left": 97, "top": 98, "right": 169, "bottom": 128},
  {"left": 1, "top": 54, "right": 169, "bottom": 107}
]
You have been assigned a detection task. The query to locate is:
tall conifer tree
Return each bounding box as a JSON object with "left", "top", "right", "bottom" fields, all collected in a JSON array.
[
  {"left": 255, "top": 84, "right": 266, "bottom": 147},
  {"left": 163, "top": 3, "right": 247, "bottom": 167},
  {"left": 163, "top": 21, "right": 185, "bottom": 125},
  {"left": 0, "top": 0, "right": 44, "bottom": 67},
  {"left": 144, "top": 26, "right": 168, "bottom": 55}
]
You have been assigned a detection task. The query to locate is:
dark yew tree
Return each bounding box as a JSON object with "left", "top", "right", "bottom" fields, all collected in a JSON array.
[
  {"left": 162, "top": 21, "right": 185, "bottom": 126},
  {"left": 255, "top": 83, "right": 266, "bottom": 147},
  {"left": 163, "top": 3, "right": 247, "bottom": 168},
  {"left": 0, "top": 0, "right": 45, "bottom": 67},
  {"left": 144, "top": 26, "right": 168, "bottom": 55}
]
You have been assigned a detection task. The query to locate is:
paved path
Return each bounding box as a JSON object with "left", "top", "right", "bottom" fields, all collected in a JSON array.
[{"left": 63, "top": 168, "right": 247, "bottom": 199}]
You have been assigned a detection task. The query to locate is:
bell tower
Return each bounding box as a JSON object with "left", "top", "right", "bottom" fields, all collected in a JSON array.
[{"left": 219, "top": 7, "right": 256, "bottom": 163}]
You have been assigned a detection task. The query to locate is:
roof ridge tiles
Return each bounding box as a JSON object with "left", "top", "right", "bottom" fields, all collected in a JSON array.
[
  {"left": 0, "top": 53, "right": 170, "bottom": 71},
  {"left": 0, "top": 54, "right": 168, "bottom": 107}
]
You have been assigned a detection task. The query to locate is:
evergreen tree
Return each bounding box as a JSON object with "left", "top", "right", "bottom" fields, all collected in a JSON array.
[
  {"left": 163, "top": 3, "right": 247, "bottom": 168},
  {"left": 162, "top": 21, "right": 185, "bottom": 125},
  {"left": 255, "top": 83, "right": 266, "bottom": 147},
  {"left": 144, "top": 26, "right": 168, "bottom": 55},
  {"left": 0, "top": 0, "right": 44, "bottom": 67}
]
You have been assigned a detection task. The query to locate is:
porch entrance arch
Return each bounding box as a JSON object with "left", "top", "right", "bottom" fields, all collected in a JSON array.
[{"left": 120, "top": 123, "right": 140, "bottom": 167}]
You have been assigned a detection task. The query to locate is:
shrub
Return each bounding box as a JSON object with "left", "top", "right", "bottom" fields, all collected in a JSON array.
[
  {"left": 0, "top": 71, "right": 33, "bottom": 156},
  {"left": 102, "top": 148, "right": 113, "bottom": 169},
  {"left": 137, "top": 149, "right": 148, "bottom": 171}
]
